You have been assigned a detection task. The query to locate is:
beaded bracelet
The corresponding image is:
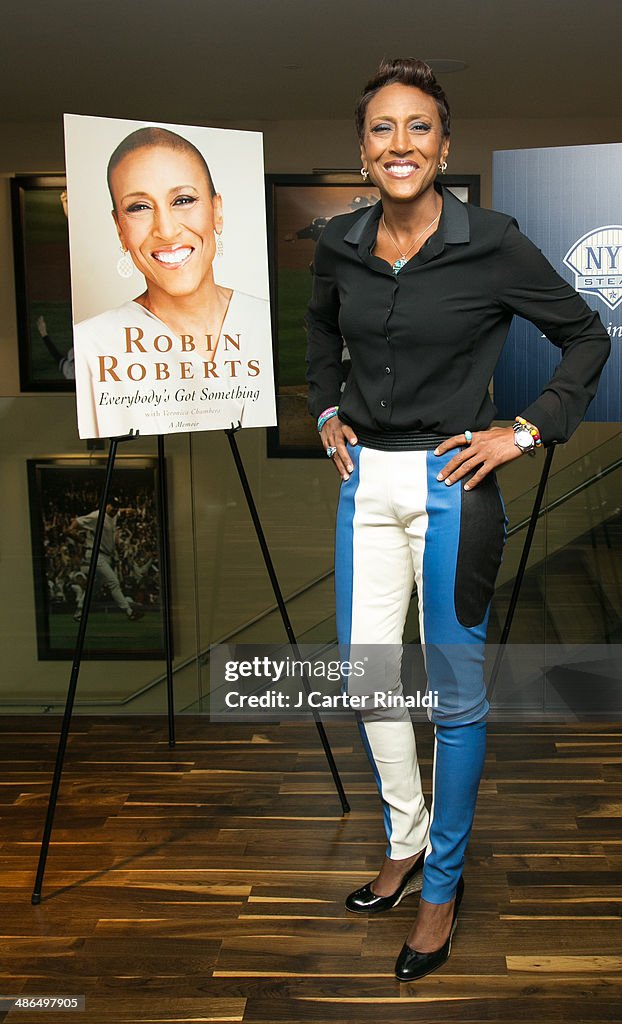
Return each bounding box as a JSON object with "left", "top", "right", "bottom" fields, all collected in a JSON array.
[
  {"left": 317, "top": 406, "right": 339, "bottom": 432},
  {"left": 514, "top": 416, "right": 542, "bottom": 446}
]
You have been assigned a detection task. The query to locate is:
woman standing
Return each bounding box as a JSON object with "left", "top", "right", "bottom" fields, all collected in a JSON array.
[{"left": 306, "top": 57, "right": 610, "bottom": 982}]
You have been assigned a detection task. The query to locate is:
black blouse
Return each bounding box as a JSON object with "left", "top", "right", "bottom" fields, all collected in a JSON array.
[{"left": 305, "top": 186, "right": 610, "bottom": 445}]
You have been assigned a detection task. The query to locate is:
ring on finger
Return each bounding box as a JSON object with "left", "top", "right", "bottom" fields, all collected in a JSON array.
[
  {"left": 464, "top": 429, "right": 473, "bottom": 445},
  {"left": 326, "top": 445, "right": 337, "bottom": 458}
]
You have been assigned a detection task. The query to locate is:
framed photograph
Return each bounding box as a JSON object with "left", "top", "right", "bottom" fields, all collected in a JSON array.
[
  {"left": 11, "top": 175, "right": 74, "bottom": 392},
  {"left": 265, "top": 172, "right": 480, "bottom": 457},
  {"left": 27, "top": 457, "right": 167, "bottom": 660}
]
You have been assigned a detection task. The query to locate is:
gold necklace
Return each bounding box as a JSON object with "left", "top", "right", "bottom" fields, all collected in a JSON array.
[{"left": 382, "top": 209, "right": 441, "bottom": 273}]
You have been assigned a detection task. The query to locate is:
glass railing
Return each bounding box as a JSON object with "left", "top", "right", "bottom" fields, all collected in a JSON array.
[
  {"left": 215, "top": 432, "right": 622, "bottom": 650},
  {"left": 1, "top": 392, "right": 618, "bottom": 716},
  {"left": 186, "top": 436, "right": 621, "bottom": 716}
]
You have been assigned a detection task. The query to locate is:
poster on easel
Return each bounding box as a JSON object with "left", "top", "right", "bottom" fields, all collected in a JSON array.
[
  {"left": 492, "top": 142, "right": 621, "bottom": 424},
  {"left": 64, "top": 114, "right": 277, "bottom": 439}
]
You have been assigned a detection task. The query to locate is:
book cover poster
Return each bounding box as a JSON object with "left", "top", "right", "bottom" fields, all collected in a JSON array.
[{"left": 64, "top": 114, "right": 276, "bottom": 438}]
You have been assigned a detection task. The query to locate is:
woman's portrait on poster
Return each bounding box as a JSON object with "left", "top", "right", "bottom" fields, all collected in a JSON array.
[{"left": 72, "top": 126, "right": 269, "bottom": 438}]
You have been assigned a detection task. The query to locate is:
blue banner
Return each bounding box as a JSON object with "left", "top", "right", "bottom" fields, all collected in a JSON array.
[{"left": 493, "top": 143, "right": 621, "bottom": 424}]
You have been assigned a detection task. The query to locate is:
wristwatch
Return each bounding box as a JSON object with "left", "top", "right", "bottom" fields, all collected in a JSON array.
[{"left": 512, "top": 422, "right": 536, "bottom": 456}]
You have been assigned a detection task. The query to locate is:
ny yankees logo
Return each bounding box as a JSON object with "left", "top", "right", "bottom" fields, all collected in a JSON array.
[{"left": 563, "top": 226, "right": 622, "bottom": 311}]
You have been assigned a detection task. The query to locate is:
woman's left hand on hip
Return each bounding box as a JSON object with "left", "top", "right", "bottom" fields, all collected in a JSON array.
[{"left": 434, "top": 426, "right": 523, "bottom": 490}]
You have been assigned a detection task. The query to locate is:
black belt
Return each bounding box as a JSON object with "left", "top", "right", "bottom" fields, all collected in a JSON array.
[{"left": 353, "top": 427, "right": 452, "bottom": 452}]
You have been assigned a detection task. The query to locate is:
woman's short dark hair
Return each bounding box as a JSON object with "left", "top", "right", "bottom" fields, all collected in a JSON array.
[
  {"left": 355, "top": 58, "right": 451, "bottom": 141},
  {"left": 107, "top": 126, "right": 216, "bottom": 208}
]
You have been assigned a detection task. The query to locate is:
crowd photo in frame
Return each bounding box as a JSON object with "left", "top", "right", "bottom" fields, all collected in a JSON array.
[
  {"left": 27, "top": 457, "right": 167, "bottom": 660},
  {"left": 265, "top": 172, "right": 480, "bottom": 457},
  {"left": 11, "top": 175, "right": 74, "bottom": 392}
]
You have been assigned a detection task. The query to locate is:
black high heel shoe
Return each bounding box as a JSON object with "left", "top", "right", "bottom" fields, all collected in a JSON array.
[
  {"left": 394, "top": 875, "right": 465, "bottom": 981},
  {"left": 345, "top": 849, "right": 425, "bottom": 915}
]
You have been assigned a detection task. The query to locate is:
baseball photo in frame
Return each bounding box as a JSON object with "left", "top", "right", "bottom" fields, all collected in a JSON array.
[{"left": 27, "top": 456, "right": 167, "bottom": 660}]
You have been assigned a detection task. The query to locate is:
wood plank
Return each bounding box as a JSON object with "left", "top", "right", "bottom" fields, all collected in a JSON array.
[
  {"left": 507, "top": 955, "right": 622, "bottom": 972},
  {"left": 0, "top": 715, "right": 621, "bottom": 1023}
]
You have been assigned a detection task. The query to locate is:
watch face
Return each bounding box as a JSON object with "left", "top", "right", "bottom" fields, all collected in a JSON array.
[{"left": 514, "top": 427, "right": 533, "bottom": 450}]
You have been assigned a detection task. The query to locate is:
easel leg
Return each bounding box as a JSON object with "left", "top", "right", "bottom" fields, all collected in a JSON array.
[
  {"left": 225, "top": 427, "right": 350, "bottom": 813},
  {"left": 31, "top": 438, "right": 121, "bottom": 904},
  {"left": 487, "top": 444, "right": 557, "bottom": 702},
  {"left": 157, "top": 436, "right": 175, "bottom": 748}
]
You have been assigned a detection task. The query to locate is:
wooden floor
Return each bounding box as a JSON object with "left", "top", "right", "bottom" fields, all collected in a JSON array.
[{"left": 1, "top": 716, "right": 621, "bottom": 1023}]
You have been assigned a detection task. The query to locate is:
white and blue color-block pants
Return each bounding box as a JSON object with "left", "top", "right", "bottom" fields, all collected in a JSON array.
[{"left": 336, "top": 443, "right": 506, "bottom": 903}]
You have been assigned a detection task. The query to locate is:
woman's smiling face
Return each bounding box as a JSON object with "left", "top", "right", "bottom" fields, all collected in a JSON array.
[
  {"left": 110, "top": 145, "right": 222, "bottom": 299},
  {"left": 360, "top": 83, "right": 449, "bottom": 204}
]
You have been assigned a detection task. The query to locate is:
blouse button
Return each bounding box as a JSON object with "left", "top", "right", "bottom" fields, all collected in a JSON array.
[
  {"left": 380, "top": 400, "right": 387, "bottom": 408},
  {"left": 385, "top": 366, "right": 391, "bottom": 374}
]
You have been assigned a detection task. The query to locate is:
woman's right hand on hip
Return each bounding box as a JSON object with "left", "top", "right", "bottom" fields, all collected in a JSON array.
[{"left": 321, "top": 417, "right": 358, "bottom": 480}]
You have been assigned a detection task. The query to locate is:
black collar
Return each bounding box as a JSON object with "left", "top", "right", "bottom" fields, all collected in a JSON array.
[{"left": 343, "top": 185, "right": 470, "bottom": 272}]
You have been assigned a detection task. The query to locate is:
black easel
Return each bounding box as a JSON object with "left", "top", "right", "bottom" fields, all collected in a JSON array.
[
  {"left": 32, "top": 427, "right": 348, "bottom": 903},
  {"left": 226, "top": 425, "right": 350, "bottom": 814},
  {"left": 157, "top": 435, "right": 175, "bottom": 748},
  {"left": 31, "top": 432, "right": 176, "bottom": 903},
  {"left": 487, "top": 443, "right": 557, "bottom": 700}
]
